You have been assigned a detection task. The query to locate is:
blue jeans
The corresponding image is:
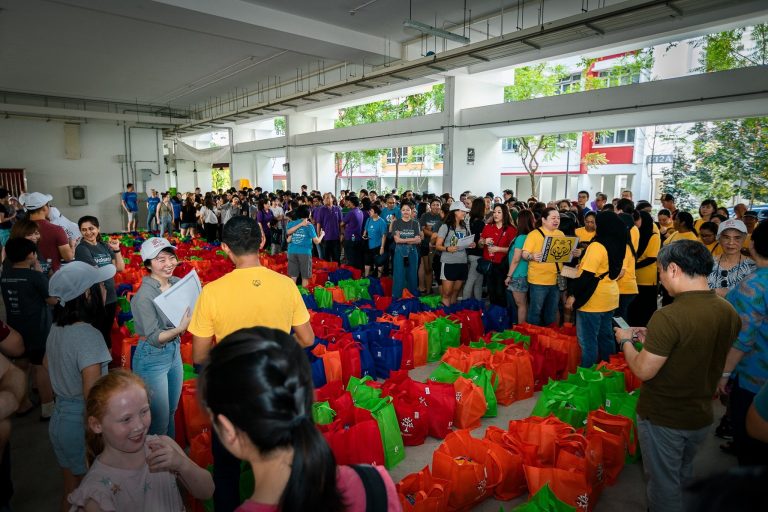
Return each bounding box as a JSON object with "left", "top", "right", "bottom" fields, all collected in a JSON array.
[
  {"left": 148, "top": 210, "right": 158, "bottom": 231},
  {"left": 527, "top": 283, "right": 559, "bottom": 326},
  {"left": 132, "top": 339, "right": 183, "bottom": 437},
  {"left": 49, "top": 396, "right": 87, "bottom": 475},
  {"left": 159, "top": 215, "right": 173, "bottom": 237},
  {"left": 393, "top": 244, "right": 419, "bottom": 299},
  {"left": 576, "top": 310, "right": 615, "bottom": 367}
]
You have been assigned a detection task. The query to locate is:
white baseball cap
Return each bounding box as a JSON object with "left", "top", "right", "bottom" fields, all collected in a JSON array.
[
  {"left": 449, "top": 201, "right": 470, "bottom": 212},
  {"left": 716, "top": 219, "right": 748, "bottom": 240},
  {"left": 49, "top": 261, "right": 116, "bottom": 306},
  {"left": 18, "top": 192, "right": 53, "bottom": 210},
  {"left": 140, "top": 237, "right": 176, "bottom": 261}
]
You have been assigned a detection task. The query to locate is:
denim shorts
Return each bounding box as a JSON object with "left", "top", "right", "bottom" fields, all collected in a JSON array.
[
  {"left": 49, "top": 396, "right": 87, "bottom": 475},
  {"left": 508, "top": 276, "right": 529, "bottom": 293}
]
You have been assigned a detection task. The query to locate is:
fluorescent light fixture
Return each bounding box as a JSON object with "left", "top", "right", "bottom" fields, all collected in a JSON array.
[{"left": 402, "top": 19, "right": 470, "bottom": 44}]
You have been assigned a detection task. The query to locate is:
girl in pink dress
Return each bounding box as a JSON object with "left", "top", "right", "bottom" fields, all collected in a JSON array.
[{"left": 68, "top": 371, "right": 213, "bottom": 511}]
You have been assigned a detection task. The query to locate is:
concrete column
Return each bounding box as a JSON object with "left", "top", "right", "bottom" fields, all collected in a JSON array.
[
  {"left": 443, "top": 76, "right": 505, "bottom": 197},
  {"left": 286, "top": 113, "right": 317, "bottom": 190},
  {"left": 316, "top": 149, "right": 336, "bottom": 193}
]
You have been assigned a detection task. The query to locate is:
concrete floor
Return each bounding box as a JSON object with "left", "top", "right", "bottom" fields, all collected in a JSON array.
[{"left": 8, "top": 361, "right": 735, "bottom": 511}]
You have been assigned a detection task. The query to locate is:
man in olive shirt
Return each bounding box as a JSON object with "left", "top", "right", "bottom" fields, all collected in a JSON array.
[{"left": 614, "top": 240, "right": 741, "bottom": 512}]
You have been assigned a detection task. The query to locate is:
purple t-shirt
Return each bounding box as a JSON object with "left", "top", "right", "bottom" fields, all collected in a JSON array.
[
  {"left": 315, "top": 206, "right": 342, "bottom": 241},
  {"left": 343, "top": 208, "right": 364, "bottom": 240}
]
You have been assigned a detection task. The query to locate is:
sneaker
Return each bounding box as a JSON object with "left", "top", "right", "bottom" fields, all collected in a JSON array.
[{"left": 715, "top": 417, "right": 733, "bottom": 440}]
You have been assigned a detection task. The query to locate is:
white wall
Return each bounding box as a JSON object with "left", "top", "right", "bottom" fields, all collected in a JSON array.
[{"left": 0, "top": 117, "right": 166, "bottom": 233}]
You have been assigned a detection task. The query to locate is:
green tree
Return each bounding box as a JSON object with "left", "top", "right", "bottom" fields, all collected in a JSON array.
[
  {"left": 334, "top": 84, "right": 444, "bottom": 189},
  {"left": 686, "top": 24, "right": 768, "bottom": 204},
  {"left": 505, "top": 64, "right": 608, "bottom": 195}
]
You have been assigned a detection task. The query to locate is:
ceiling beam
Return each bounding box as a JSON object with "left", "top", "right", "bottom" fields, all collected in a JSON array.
[{"left": 154, "top": 0, "right": 390, "bottom": 57}]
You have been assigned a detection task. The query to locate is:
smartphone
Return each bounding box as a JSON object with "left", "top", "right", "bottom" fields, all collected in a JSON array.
[{"left": 612, "top": 317, "right": 630, "bottom": 329}]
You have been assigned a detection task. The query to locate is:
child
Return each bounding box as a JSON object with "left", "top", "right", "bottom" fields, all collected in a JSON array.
[
  {"left": 69, "top": 370, "right": 213, "bottom": 511},
  {"left": 0, "top": 238, "right": 56, "bottom": 419}
]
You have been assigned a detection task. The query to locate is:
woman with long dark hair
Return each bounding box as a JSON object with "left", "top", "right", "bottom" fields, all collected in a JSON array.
[
  {"left": 628, "top": 210, "right": 662, "bottom": 327},
  {"left": 505, "top": 209, "right": 535, "bottom": 324},
  {"left": 463, "top": 198, "right": 487, "bottom": 301},
  {"left": 180, "top": 195, "right": 197, "bottom": 238},
  {"left": 75, "top": 216, "right": 125, "bottom": 347},
  {"left": 199, "top": 327, "right": 399, "bottom": 511},
  {"left": 479, "top": 204, "right": 517, "bottom": 307},
  {"left": 198, "top": 198, "right": 219, "bottom": 242},
  {"left": 566, "top": 212, "right": 625, "bottom": 367}
]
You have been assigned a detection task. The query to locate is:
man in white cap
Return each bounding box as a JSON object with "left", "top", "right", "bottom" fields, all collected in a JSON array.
[{"left": 18, "top": 192, "right": 72, "bottom": 273}]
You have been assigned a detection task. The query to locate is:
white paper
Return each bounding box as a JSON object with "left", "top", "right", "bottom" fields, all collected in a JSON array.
[
  {"left": 456, "top": 236, "right": 475, "bottom": 249},
  {"left": 153, "top": 270, "right": 202, "bottom": 328}
]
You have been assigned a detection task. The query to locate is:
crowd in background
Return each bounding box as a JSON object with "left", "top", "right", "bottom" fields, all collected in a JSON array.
[{"left": 0, "top": 179, "right": 762, "bottom": 511}]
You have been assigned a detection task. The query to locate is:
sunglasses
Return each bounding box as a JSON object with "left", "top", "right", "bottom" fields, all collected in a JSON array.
[{"left": 720, "top": 269, "right": 728, "bottom": 288}]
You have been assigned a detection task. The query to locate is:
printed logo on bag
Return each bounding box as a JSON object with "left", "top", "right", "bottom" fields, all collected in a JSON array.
[
  {"left": 455, "top": 391, "right": 462, "bottom": 403},
  {"left": 418, "top": 396, "right": 427, "bottom": 406},
  {"left": 576, "top": 494, "right": 589, "bottom": 510},
  {"left": 476, "top": 479, "right": 487, "bottom": 496},
  {"left": 401, "top": 417, "right": 414, "bottom": 433},
  {"left": 596, "top": 463, "right": 604, "bottom": 483}
]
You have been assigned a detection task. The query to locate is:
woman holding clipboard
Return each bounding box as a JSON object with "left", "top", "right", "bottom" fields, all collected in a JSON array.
[
  {"left": 435, "top": 202, "right": 474, "bottom": 306},
  {"left": 131, "top": 238, "right": 191, "bottom": 437}
]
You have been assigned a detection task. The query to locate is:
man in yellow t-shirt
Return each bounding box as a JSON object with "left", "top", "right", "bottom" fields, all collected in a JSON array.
[{"left": 188, "top": 215, "right": 314, "bottom": 511}]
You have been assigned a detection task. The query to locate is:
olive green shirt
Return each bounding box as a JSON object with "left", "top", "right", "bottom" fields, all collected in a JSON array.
[{"left": 637, "top": 290, "right": 741, "bottom": 430}]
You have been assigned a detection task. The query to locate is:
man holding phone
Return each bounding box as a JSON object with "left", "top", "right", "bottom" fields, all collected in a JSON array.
[{"left": 613, "top": 240, "right": 741, "bottom": 512}]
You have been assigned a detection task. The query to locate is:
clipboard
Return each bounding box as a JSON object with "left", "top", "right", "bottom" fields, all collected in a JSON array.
[
  {"left": 456, "top": 236, "right": 475, "bottom": 249},
  {"left": 152, "top": 270, "right": 202, "bottom": 327},
  {"left": 541, "top": 236, "right": 580, "bottom": 264}
]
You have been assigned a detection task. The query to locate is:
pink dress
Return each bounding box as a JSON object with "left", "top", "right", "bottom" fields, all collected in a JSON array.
[
  {"left": 235, "top": 465, "right": 401, "bottom": 512},
  {"left": 68, "top": 436, "right": 185, "bottom": 511}
]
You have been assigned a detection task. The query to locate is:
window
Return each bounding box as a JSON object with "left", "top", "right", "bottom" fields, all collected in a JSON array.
[
  {"left": 596, "top": 129, "right": 635, "bottom": 145},
  {"left": 556, "top": 73, "right": 582, "bottom": 94},
  {"left": 596, "top": 69, "right": 641, "bottom": 88},
  {"left": 501, "top": 138, "right": 518, "bottom": 152},
  {"left": 386, "top": 147, "right": 407, "bottom": 165},
  {"left": 411, "top": 150, "right": 424, "bottom": 163}
]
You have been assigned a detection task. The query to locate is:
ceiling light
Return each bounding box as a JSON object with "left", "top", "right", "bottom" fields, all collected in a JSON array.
[{"left": 403, "top": 19, "right": 470, "bottom": 44}]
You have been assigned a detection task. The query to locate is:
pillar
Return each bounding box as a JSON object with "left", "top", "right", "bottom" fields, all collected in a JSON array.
[{"left": 443, "top": 76, "right": 505, "bottom": 197}]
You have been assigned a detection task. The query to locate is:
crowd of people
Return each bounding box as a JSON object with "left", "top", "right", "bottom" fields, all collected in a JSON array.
[{"left": 0, "top": 180, "right": 762, "bottom": 511}]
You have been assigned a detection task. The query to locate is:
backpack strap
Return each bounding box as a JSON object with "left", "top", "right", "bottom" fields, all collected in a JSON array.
[{"left": 350, "top": 465, "right": 388, "bottom": 512}]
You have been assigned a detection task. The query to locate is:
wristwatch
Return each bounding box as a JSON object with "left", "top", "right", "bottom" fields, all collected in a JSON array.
[{"left": 619, "top": 339, "right": 633, "bottom": 351}]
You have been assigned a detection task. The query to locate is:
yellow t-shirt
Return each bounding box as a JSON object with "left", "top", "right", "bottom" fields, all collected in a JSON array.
[
  {"left": 577, "top": 242, "right": 619, "bottom": 313},
  {"left": 704, "top": 241, "right": 724, "bottom": 257},
  {"left": 189, "top": 266, "right": 310, "bottom": 340},
  {"left": 663, "top": 231, "right": 699, "bottom": 246},
  {"left": 743, "top": 233, "right": 752, "bottom": 249},
  {"left": 636, "top": 232, "right": 661, "bottom": 286},
  {"left": 522, "top": 227, "right": 565, "bottom": 286},
  {"left": 574, "top": 227, "right": 596, "bottom": 244},
  {"left": 617, "top": 226, "right": 639, "bottom": 295}
]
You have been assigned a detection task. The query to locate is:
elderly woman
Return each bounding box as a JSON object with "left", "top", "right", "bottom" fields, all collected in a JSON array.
[
  {"left": 719, "top": 220, "right": 768, "bottom": 466},
  {"left": 707, "top": 219, "right": 756, "bottom": 297}
]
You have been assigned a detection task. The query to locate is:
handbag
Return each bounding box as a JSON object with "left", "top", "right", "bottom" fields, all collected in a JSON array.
[{"left": 477, "top": 258, "right": 493, "bottom": 275}]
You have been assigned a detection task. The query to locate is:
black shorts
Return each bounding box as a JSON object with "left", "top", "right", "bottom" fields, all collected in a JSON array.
[
  {"left": 420, "top": 244, "right": 432, "bottom": 257},
  {"left": 440, "top": 262, "right": 469, "bottom": 282},
  {"left": 363, "top": 246, "right": 380, "bottom": 267}
]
